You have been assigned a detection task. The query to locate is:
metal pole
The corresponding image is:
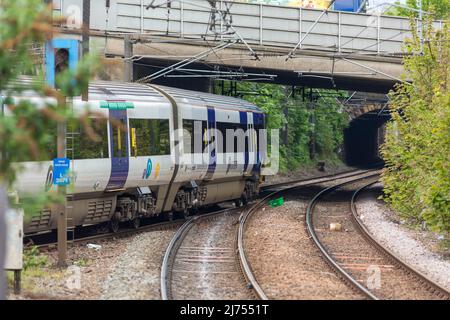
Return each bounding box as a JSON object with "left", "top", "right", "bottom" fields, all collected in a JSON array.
[
  {"left": 338, "top": 12, "right": 341, "bottom": 52},
  {"left": 124, "top": 34, "right": 134, "bottom": 82},
  {"left": 259, "top": 4, "right": 263, "bottom": 46},
  {"left": 140, "top": 0, "right": 144, "bottom": 34},
  {"left": 57, "top": 104, "right": 67, "bottom": 268},
  {"left": 309, "top": 88, "right": 315, "bottom": 160},
  {"left": 286, "top": 0, "right": 336, "bottom": 60},
  {"left": 13, "top": 270, "right": 21, "bottom": 294},
  {"left": 82, "top": 0, "right": 90, "bottom": 101},
  {"left": 377, "top": 15, "right": 381, "bottom": 54}
]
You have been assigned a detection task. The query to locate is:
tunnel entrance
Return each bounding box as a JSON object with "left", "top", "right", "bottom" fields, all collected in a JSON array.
[{"left": 344, "top": 110, "right": 390, "bottom": 167}]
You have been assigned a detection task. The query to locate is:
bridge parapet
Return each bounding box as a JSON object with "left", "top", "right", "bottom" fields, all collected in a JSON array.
[{"left": 54, "top": 0, "right": 444, "bottom": 57}]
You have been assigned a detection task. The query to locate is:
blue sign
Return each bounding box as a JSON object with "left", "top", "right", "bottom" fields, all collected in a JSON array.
[{"left": 53, "top": 158, "right": 70, "bottom": 186}]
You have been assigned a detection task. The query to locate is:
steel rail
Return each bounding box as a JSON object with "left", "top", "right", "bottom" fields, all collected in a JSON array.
[
  {"left": 161, "top": 169, "right": 380, "bottom": 300},
  {"left": 305, "top": 173, "right": 381, "bottom": 300},
  {"left": 261, "top": 166, "right": 380, "bottom": 191},
  {"left": 238, "top": 169, "right": 382, "bottom": 300},
  {"left": 160, "top": 206, "right": 242, "bottom": 300},
  {"left": 27, "top": 168, "right": 374, "bottom": 250},
  {"left": 350, "top": 181, "right": 450, "bottom": 299}
]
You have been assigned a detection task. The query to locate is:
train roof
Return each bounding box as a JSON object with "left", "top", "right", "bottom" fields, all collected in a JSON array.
[{"left": 3, "top": 77, "right": 263, "bottom": 113}]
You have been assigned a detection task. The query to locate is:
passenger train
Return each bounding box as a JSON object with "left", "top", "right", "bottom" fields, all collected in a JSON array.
[{"left": 3, "top": 79, "right": 269, "bottom": 235}]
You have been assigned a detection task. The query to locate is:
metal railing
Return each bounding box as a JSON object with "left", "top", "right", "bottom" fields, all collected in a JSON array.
[{"left": 55, "top": 0, "right": 444, "bottom": 56}]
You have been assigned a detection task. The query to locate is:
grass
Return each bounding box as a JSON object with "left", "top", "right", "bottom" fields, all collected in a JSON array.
[{"left": 6, "top": 246, "right": 65, "bottom": 293}]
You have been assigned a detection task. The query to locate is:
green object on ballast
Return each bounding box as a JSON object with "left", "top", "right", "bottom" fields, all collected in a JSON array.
[{"left": 269, "top": 197, "right": 284, "bottom": 207}]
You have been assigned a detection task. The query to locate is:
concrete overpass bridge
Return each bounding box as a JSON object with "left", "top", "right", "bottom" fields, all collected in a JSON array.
[{"left": 52, "top": 0, "right": 444, "bottom": 93}]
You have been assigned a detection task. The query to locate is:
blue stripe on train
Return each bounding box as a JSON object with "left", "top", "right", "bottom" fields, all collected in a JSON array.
[
  {"left": 239, "top": 111, "right": 249, "bottom": 172},
  {"left": 253, "top": 112, "right": 264, "bottom": 173},
  {"left": 106, "top": 109, "right": 129, "bottom": 190},
  {"left": 205, "top": 107, "right": 216, "bottom": 180}
]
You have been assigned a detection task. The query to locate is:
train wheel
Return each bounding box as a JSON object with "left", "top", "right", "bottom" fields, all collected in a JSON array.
[
  {"left": 179, "top": 207, "right": 189, "bottom": 219},
  {"left": 191, "top": 207, "right": 200, "bottom": 216},
  {"left": 97, "top": 223, "right": 109, "bottom": 234},
  {"left": 163, "top": 211, "right": 173, "bottom": 221},
  {"left": 130, "top": 217, "right": 140, "bottom": 229},
  {"left": 109, "top": 217, "right": 120, "bottom": 233}
]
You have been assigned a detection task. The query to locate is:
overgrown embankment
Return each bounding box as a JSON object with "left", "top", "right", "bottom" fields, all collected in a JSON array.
[{"left": 381, "top": 18, "right": 449, "bottom": 236}]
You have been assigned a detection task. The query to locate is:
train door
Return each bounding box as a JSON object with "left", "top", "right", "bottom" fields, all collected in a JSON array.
[
  {"left": 106, "top": 109, "right": 129, "bottom": 190},
  {"left": 204, "top": 107, "right": 216, "bottom": 180}
]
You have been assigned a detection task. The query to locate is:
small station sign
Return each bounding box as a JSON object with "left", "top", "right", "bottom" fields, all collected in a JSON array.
[{"left": 53, "top": 158, "right": 70, "bottom": 186}]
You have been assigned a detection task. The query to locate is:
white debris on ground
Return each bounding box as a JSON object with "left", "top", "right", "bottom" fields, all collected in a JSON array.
[{"left": 355, "top": 183, "right": 450, "bottom": 291}]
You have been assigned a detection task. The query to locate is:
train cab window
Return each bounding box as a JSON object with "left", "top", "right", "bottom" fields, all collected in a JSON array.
[
  {"left": 68, "top": 118, "right": 109, "bottom": 159},
  {"left": 129, "top": 118, "right": 170, "bottom": 156}
]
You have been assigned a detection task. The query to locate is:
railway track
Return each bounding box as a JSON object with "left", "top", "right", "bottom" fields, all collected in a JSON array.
[
  {"left": 238, "top": 169, "right": 380, "bottom": 299},
  {"left": 160, "top": 206, "right": 253, "bottom": 300},
  {"left": 306, "top": 176, "right": 450, "bottom": 300},
  {"left": 28, "top": 168, "right": 373, "bottom": 250},
  {"left": 162, "top": 169, "right": 380, "bottom": 300}
]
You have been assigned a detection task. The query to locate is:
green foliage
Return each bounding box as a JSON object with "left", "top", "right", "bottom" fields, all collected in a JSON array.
[
  {"left": 0, "top": 0, "right": 99, "bottom": 217},
  {"left": 386, "top": 0, "right": 449, "bottom": 20},
  {"left": 23, "top": 246, "right": 48, "bottom": 270},
  {"left": 381, "top": 16, "right": 450, "bottom": 235},
  {"left": 215, "top": 81, "right": 348, "bottom": 172},
  {"left": 313, "top": 93, "right": 348, "bottom": 162},
  {"left": 74, "top": 258, "right": 89, "bottom": 267}
]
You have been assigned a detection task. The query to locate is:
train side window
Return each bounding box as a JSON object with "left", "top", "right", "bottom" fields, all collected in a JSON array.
[
  {"left": 129, "top": 119, "right": 151, "bottom": 156},
  {"left": 68, "top": 118, "right": 109, "bottom": 159},
  {"left": 216, "top": 122, "right": 233, "bottom": 153},
  {"left": 183, "top": 119, "right": 207, "bottom": 154},
  {"left": 129, "top": 118, "right": 170, "bottom": 156},
  {"left": 153, "top": 119, "right": 170, "bottom": 155},
  {"left": 182, "top": 119, "right": 194, "bottom": 154}
]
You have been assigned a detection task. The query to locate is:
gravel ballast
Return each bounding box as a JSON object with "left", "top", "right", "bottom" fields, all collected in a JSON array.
[
  {"left": 355, "top": 183, "right": 450, "bottom": 292},
  {"left": 245, "top": 199, "right": 365, "bottom": 300},
  {"left": 8, "top": 229, "right": 175, "bottom": 300},
  {"left": 101, "top": 229, "right": 175, "bottom": 299}
]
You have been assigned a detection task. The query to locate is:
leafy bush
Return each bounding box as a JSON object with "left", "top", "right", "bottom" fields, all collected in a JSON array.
[
  {"left": 381, "top": 17, "right": 450, "bottom": 235},
  {"left": 23, "top": 246, "right": 48, "bottom": 270}
]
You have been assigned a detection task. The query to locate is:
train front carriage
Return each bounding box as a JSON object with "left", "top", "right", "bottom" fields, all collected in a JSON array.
[{"left": 3, "top": 79, "right": 268, "bottom": 235}]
